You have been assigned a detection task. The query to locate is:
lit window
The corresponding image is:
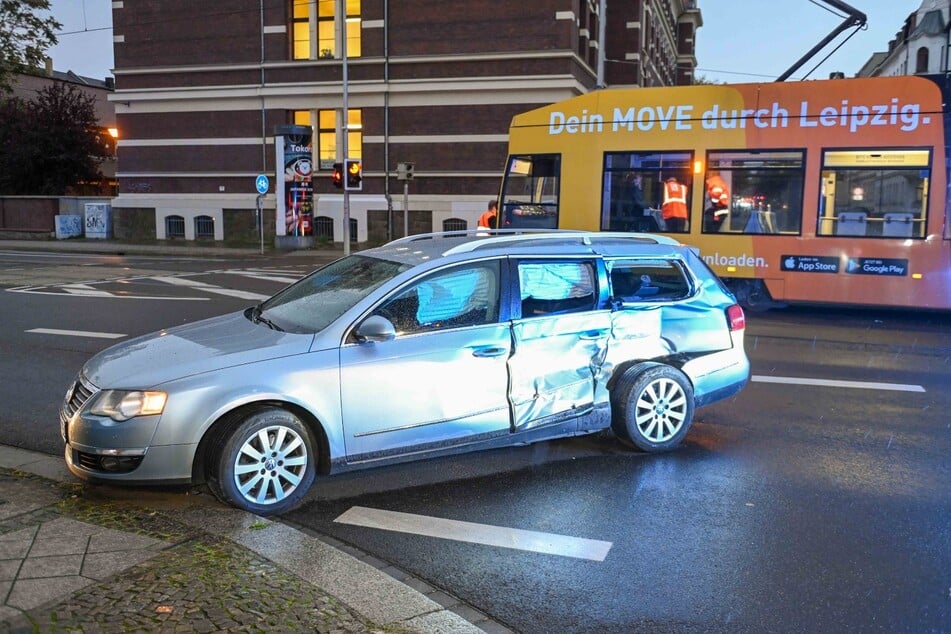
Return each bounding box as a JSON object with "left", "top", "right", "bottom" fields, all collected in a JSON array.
[
  {"left": 703, "top": 150, "right": 805, "bottom": 235},
  {"left": 292, "top": 0, "right": 310, "bottom": 60},
  {"left": 818, "top": 149, "right": 930, "bottom": 239},
  {"left": 600, "top": 151, "right": 693, "bottom": 233},
  {"left": 317, "top": 108, "right": 362, "bottom": 169},
  {"left": 297, "top": 0, "right": 360, "bottom": 60}
]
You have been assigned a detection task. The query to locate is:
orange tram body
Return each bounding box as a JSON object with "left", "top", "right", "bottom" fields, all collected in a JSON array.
[{"left": 498, "top": 75, "right": 951, "bottom": 310}]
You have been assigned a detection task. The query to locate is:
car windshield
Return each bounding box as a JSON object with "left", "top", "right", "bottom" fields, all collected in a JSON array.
[{"left": 256, "top": 255, "right": 411, "bottom": 334}]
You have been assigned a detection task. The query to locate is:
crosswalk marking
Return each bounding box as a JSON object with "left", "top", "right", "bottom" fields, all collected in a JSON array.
[
  {"left": 335, "top": 506, "right": 613, "bottom": 561},
  {"left": 149, "top": 276, "right": 270, "bottom": 301},
  {"left": 60, "top": 283, "right": 120, "bottom": 297},
  {"left": 220, "top": 271, "right": 299, "bottom": 284}
]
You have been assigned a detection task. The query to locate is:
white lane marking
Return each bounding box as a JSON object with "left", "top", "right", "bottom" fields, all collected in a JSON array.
[
  {"left": 220, "top": 270, "right": 299, "bottom": 284},
  {"left": 6, "top": 286, "right": 209, "bottom": 300},
  {"left": 61, "top": 283, "right": 119, "bottom": 297},
  {"left": 150, "top": 276, "right": 269, "bottom": 301},
  {"left": 752, "top": 375, "right": 925, "bottom": 393},
  {"left": 27, "top": 328, "right": 125, "bottom": 339},
  {"left": 335, "top": 506, "right": 613, "bottom": 561}
]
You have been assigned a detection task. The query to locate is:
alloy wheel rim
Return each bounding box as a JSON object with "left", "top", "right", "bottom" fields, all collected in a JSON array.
[
  {"left": 233, "top": 425, "right": 308, "bottom": 505},
  {"left": 633, "top": 378, "right": 687, "bottom": 442}
]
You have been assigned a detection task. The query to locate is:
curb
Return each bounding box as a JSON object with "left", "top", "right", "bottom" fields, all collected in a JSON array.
[{"left": 0, "top": 445, "right": 488, "bottom": 633}]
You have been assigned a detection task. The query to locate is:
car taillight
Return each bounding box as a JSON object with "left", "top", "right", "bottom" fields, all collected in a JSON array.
[{"left": 726, "top": 304, "right": 745, "bottom": 331}]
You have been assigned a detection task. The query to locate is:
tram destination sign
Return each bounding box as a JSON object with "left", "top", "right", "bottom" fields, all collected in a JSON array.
[
  {"left": 845, "top": 257, "right": 908, "bottom": 276},
  {"left": 781, "top": 255, "right": 839, "bottom": 273}
]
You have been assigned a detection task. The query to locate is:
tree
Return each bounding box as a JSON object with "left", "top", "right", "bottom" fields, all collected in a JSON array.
[
  {"left": 0, "top": 0, "right": 62, "bottom": 92},
  {"left": 0, "top": 82, "right": 106, "bottom": 195}
]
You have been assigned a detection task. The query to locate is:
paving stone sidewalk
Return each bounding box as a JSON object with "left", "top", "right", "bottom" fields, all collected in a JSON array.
[
  {"left": 0, "top": 452, "right": 489, "bottom": 634},
  {"left": 0, "top": 471, "right": 385, "bottom": 633}
]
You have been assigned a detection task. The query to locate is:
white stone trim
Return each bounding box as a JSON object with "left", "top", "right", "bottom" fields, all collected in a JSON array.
[
  {"left": 263, "top": 25, "right": 286, "bottom": 34},
  {"left": 555, "top": 11, "right": 576, "bottom": 20},
  {"left": 113, "top": 35, "right": 125, "bottom": 43},
  {"left": 112, "top": 1, "right": 123, "bottom": 8},
  {"left": 363, "top": 19, "right": 384, "bottom": 28}
]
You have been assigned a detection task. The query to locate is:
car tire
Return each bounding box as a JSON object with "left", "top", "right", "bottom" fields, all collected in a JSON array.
[
  {"left": 210, "top": 408, "right": 316, "bottom": 515},
  {"left": 611, "top": 362, "right": 695, "bottom": 452}
]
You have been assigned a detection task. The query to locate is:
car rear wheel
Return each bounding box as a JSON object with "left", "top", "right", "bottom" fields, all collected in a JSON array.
[
  {"left": 210, "top": 408, "right": 316, "bottom": 515},
  {"left": 611, "top": 363, "right": 695, "bottom": 452}
]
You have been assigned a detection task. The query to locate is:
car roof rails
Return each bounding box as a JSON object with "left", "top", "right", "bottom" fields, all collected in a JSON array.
[{"left": 439, "top": 230, "right": 682, "bottom": 256}]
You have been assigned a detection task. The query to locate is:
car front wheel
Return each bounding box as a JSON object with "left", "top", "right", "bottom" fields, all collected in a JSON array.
[
  {"left": 611, "top": 363, "right": 695, "bottom": 452},
  {"left": 210, "top": 408, "right": 316, "bottom": 515}
]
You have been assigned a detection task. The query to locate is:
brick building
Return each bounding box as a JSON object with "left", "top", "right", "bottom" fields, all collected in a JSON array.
[{"left": 110, "top": 0, "right": 701, "bottom": 245}]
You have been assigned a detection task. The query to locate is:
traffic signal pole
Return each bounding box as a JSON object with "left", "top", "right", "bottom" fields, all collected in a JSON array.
[{"left": 340, "top": 0, "right": 351, "bottom": 256}]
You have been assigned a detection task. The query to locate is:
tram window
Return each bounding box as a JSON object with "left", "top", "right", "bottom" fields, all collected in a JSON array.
[
  {"left": 500, "top": 154, "right": 561, "bottom": 229},
  {"left": 703, "top": 150, "right": 805, "bottom": 235},
  {"left": 817, "top": 149, "right": 930, "bottom": 238},
  {"left": 601, "top": 151, "right": 693, "bottom": 234}
]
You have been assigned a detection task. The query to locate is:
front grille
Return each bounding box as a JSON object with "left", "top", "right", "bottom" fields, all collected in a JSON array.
[
  {"left": 61, "top": 375, "right": 98, "bottom": 443},
  {"left": 63, "top": 375, "right": 96, "bottom": 419}
]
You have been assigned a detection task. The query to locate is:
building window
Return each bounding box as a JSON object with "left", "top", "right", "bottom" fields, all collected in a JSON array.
[
  {"left": 314, "top": 215, "right": 334, "bottom": 240},
  {"left": 292, "top": 0, "right": 311, "bottom": 59},
  {"left": 194, "top": 215, "right": 214, "bottom": 240},
  {"left": 294, "top": 0, "right": 361, "bottom": 60},
  {"left": 293, "top": 110, "right": 312, "bottom": 128},
  {"left": 165, "top": 215, "right": 185, "bottom": 239},
  {"left": 703, "top": 150, "right": 805, "bottom": 235},
  {"left": 349, "top": 217, "right": 358, "bottom": 242},
  {"left": 916, "top": 46, "right": 929, "bottom": 74},
  {"left": 443, "top": 218, "right": 467, "bottom": 232},
  {"left": 601, "top": 151, "right": 692, "bottom": 233},
  {"left": 817, "top": 149, "right": 930, "bottom": 238},
  {"left": 317, "top": 108, "right": 362, "bottom": 170}
]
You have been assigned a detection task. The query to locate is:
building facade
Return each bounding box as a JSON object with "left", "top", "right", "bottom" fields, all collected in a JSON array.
[
  {"left": 856, "top": 0, "right": 950, "bottom": 77},
  {"left": 110, "top": 0, "right": 701, "bottom": 245}
]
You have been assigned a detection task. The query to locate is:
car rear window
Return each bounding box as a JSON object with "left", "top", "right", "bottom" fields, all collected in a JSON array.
[{"left": 608, "top": 259, "right": 691, "bottom": 302}]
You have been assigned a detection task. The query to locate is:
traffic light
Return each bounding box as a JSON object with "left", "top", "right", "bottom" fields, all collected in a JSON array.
[
  {"left": 397, "top": 161, "right": 414, "bottom": 181},
  {"left": 345, "top": 159, "right": 362, "bottom": 191},
  {"left": 331, "top": 162, "right": 343, "bottom": 189}
]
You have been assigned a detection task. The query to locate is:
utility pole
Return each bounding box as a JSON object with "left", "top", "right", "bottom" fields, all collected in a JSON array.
[{"left": 340, "top": 0, "right": 351, "bottom": 255}]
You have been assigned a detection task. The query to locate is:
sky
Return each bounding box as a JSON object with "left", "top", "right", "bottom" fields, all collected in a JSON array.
[{"left": 43, "top": 0, "right": 923, "bottom": 82}]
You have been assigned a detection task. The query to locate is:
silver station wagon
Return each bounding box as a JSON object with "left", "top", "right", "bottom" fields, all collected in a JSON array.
[{"left": 62, "top": 231, "right": 749, "bottom": 515}]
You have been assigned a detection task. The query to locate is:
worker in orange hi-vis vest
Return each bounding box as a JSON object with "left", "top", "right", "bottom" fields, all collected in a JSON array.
[{"left": 661, "top": 177, "right": 689, "bottom": 232}]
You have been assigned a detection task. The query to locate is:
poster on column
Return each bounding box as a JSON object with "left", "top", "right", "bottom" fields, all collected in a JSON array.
[{"left": 275, "top": 126, "right": 314, "bottom": 237}]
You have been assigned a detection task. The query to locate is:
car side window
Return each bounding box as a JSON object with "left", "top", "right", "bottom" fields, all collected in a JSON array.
[
  {"left": 608, "top": 259, "right": 691, "bottom": 303},
  {"left": 518, "top": 261, "right": 597, "bottom": 317},
  {"left": 373, "top": 261, "right": 500, "bottom": 335}
]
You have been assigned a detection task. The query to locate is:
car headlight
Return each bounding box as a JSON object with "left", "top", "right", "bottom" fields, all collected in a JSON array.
[{"left": 88, "top": 390, "right": 168, "bottom": 422}]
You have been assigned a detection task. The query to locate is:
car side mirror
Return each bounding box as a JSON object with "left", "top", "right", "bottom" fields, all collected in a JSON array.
[{"left": 355, "top": 315, "right": 396, "bottom": 342}]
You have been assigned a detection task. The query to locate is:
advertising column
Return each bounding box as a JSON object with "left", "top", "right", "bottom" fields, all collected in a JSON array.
[{"left": 274, "top": 125, "right": 314, "bottom": 247}]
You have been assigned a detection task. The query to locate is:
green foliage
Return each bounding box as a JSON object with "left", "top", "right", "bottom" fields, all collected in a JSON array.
[
  {"left": 0, "top": 0, "right": 62, "bottom": 92},
  {"left": 0, "top": 82, "right": 108, "bottom": 194}
]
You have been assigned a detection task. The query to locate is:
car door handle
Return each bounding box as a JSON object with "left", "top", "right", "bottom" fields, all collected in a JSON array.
[
  {"left": 471, "top": 346, "right": 508, "bottom": 358},
  {"left": 579, "top": 330, "right": 608, "bottom": 340}
]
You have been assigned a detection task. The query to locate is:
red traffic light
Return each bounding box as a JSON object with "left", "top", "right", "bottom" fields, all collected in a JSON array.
[{"left": 331, "top": 163, "right": 343, "bottom": 189}]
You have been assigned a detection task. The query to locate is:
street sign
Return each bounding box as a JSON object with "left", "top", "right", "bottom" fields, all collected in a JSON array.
[{"left": 255, "top": 174, "right": 270, "bottom": 194}]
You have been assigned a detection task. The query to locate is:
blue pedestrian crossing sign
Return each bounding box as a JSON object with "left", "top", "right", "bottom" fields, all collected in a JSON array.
[{"left": 255, "top": 174, "right": 269, "bottom": 194}]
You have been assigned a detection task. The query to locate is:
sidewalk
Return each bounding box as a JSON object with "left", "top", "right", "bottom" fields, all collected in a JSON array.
[
  {"left": 0, "top": 237, "right": 347, "bottom": 259},
  {"left": 0, "top": 447, "right": 499, "bottom": 633}
]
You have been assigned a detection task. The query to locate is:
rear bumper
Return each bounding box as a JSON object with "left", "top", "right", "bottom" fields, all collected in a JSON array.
[{"left": 682, "top": 348, "right": 750, "bottom": 408}]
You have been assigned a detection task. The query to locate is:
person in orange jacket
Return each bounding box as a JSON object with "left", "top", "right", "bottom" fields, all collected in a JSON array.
[
  {"left": 661, "top": 177, "right": 689, "bottom": 232},
  {"left": 478, "top": 200, "right": 498, "bottom": 230},
  {"left": 704, "top": 174, "right": 730, "bottom": 232}
]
